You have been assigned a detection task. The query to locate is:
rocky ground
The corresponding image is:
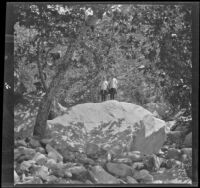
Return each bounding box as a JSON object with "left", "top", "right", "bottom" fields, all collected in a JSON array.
[
  {"left": 14, "top": 101, "right": 192, "bottom": 185},
  {"left": 14, "top": 135, "right": 192, "bottom": 184}
]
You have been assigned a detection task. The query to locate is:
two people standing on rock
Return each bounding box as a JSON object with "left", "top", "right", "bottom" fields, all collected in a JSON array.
[{"left": 99, "top": 75, "right": 118, "bottom": 102}]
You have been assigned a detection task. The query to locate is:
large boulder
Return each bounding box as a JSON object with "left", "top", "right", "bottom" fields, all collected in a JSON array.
[{"left": 46, "top": 101, "right": 166, "bottom": 155}]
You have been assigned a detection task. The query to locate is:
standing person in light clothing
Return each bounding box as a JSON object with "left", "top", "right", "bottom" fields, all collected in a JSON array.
[
  {"left": 109, "top": 76, "right": 118, "bottom": 100},
  {"left": 100, "top": 76, "right": 109, "bottom": 102}
]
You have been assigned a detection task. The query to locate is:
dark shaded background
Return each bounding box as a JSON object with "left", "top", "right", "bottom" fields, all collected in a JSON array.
[
  {"left": 2, "top": 2, "right": 14, "bottom": 187},
  {"left": 1, "top": 2, "right": 199, "bottom": 187}
]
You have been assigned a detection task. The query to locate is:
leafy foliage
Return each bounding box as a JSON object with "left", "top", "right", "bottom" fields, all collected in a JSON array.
[{"left": 14, "top": 3, "right": 192, "bottom": 124}]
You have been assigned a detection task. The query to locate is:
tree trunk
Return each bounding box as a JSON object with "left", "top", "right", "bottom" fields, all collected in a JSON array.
[
  {"left": 33, "top": 34, "right": 103, "bottom": 138},
  {"left": 33, "top": 39, "right": 76, "bottom": 138},
  {"left": 37, "top": 39, "right": 48, "bottom": 92}
]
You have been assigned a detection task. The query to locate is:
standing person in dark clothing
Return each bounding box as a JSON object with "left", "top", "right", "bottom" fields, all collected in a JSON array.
[
  {"left": 109, "top": 76, "right": 118, "bottom": 100},
  {"left": 99, "top": 76, "right": 109, "bottom": 102}
]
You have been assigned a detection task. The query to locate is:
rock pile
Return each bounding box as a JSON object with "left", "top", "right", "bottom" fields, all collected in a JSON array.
[
  {"left": 14, "top": 136, "right": 192, "bottom": 184},
  {"left": 14, "top": 101, "right": 192, "bottom": 184}
]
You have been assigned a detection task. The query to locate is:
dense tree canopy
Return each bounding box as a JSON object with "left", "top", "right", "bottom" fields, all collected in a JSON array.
[{"left": 13, "top": 3, "right": 192, "bottom": 137}]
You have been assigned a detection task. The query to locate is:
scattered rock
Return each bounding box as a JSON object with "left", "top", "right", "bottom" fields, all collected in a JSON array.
[
  {"left": 106, "top": 162, "right": 133, "bottom": 178},
  {"left": 85, "top": 180, "right": 93, "bottom": 184},
  {"left": 46, "top": 144, "right": 63, "bottom": 163},
  {"left": 34, "top": 165, "right": 49, "bottom": 181},
  {"left": 181, "top": 148, "right": 192, "bottom": 159},
  {"left": 15, "top": 139, "right": 27, "bottom": 148},
  {"left": 152, "top": 180, "right": 163, "bottom": 183},
  {"left": 15, "top": 147, "right": 36, "bottom": 162},
  {"left": 62, "top": 150, "right": 76, "bottom": 162},
  {"left": 96, "top": 158, "right": 107, "bottom": 167},
  {"left": 20, "top": 176, "right": 43, "bottom": 184},
  {"left": 50, "top": 168, "right": 67, "bottom": 178},
  {"left": 33, "top": 152, "right": 47, "bottom": 166},
  {"left": 14, "top": 170, "right": 20, "bottom": 184},
  {"left": 45, "top": 158, "right": 57, "bottom": 170},
  {"left": 161, "top": 158, "right": 182, "bottom": 169},
  {"left": 68, "top": 166, "right": 89, "bottom": 181},
  {"left": 166, "top": 121, "right": 176, "bottom": 131},
  {"left": 133, "top": 169, "right": 153, "bottom": 183},
  {"left": 125, "top": 151, "right": 144, "bottom": 162},
  {"left": 132, "top": 162, "right": 145, "bottom": 170},
  {"left": 166, "top": 148, "right": 181, "bottom": 160},
  {"left": 14, "top": 149, "right": 22, "bottom": 161},
  {"left": 173, "top": 160, "right": 182, "bottom": 167},
  {"left": 126, "top": 176, "right": 138, "bottom": 184},
  {"left": 85, "top": 142, "right": 100, "bottom": 158},
  {"left": 35, "top": 147, "right": 46, "bottom": 154},
  {"left": 64, "top": 170, "right": 73, "bottom": 178},
  {"left": 156, "top": 149, "right": 165, "bottom": 157},
  {"left": 48, "top": 151, "right": 61, "bottom": 163},
  {"left": 107, "top": 152, "right": 112, "bottom": 162},
  {"left": 151, "top": 166, "right": 191, "bottom": 184},
  {"left": 183, "top": 133, "right": 192, "bottom": 147},
  {"left": 143, "top": 154, "right": 163, "bottom": 171},
  {"left": 20, "top": 160, "right": 35, "bottom": 171},
  {"left": 40, "top": 138, "right": 53, "bottom": 146},
  {"left": 57, "top": 178, "right": 69, "bottom": 184},
  {"left": 108, "top": 145, "right": 124, "bottom": 158},
  {"left": 69, "top": 180, "right": 85, "bottom": 184},
  {"left": 89, "top": 165, "right": 121, "bottom": 184},
  {"left": 29, "top": 138, "right": 41, "bottom": 148},
  {"left": 161, "top": 145, "right": 169, "bottom": 152},
  {"left": 117, "top": 179, "right": 127, "bottom": 184},
  {"left": 49, "top": 162, "right": 72, "bottom": 178},
  {"left": 166, "top": 131, "right": 184, "bottom": 146},
  {"left": 113, "top": 158, "right": 132, "bottom": 165},
  {"left": 165, "top": 159, "right": 174, "bottom": 169},
  {"left": 45, "top": 175, "right": 58, "bottom": 184},
  {"left": 77, "top": 155, "right": 95, "bottom": 165}
]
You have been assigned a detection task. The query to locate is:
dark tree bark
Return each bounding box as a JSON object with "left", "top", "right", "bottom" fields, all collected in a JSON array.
[
  {"left": 33, "top": 39, "right": 76, "bottom": 138},
  {"left": 33, "top": 25, "right": 104, "bottom": 138},
  {"left": 36, "top": 39, "right": 48, "bottom": 92}
]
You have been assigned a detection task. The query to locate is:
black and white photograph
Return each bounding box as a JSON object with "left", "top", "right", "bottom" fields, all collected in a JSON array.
[{"left": 3, "top": 2, "right": 199, "bottom": 186}]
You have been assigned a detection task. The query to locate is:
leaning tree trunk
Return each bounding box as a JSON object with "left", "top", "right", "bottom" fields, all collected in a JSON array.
[
  {"left": 36, "top": 39, "right": 48, "bottom": 92},
  {"left": 33, "top": 39, "right": 76, "bottom": 138},
  {"left": 33, "top": 24, "right": 103, "bottom": 138}
]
